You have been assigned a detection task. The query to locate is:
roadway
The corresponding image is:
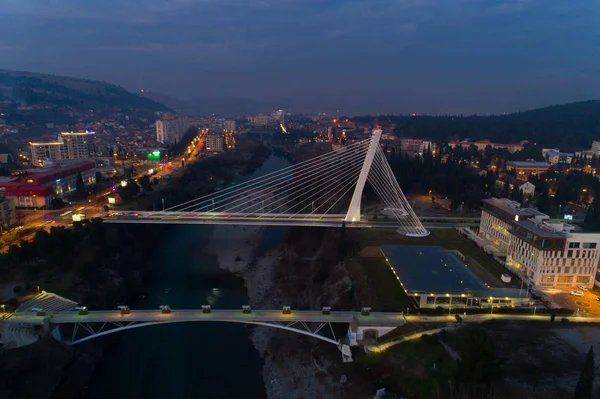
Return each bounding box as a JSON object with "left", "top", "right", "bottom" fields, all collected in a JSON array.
[
  {"left": 4, "top": 309, "right": 406, "bottom": 326},
  {"left": 6, "top": 309, "right": 600, "bottom": 327},
  {"left": 101, "top": 211, "right": 478, "bottom": 230}
]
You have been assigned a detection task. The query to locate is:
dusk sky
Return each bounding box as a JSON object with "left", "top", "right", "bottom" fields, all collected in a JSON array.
[{"left": 1, "top": 0, "right": 599, "bottom": 115}]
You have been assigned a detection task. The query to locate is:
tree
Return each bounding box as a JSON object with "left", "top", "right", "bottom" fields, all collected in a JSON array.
[
  {"left": 453, "top": 328, "right": 503, "bottom": 395},
  {"left": 500, "top": 182, "right": 510, "bottom": 198},
  {"left": 75, "top": 171, "right": 86, "bottom": 200},
  {"left": 573, "top": 346, "right": 594, "bottom": 399},
  {"left": 584, "top": 196, "right": 600, "bottom": 231},
  {"left": 139, "top": 175, "right": 153, "bottom": 192}
]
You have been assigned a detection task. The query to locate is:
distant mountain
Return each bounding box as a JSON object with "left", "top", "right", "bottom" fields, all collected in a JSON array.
[
  {"left": 355, "top": 100, "right": 600, "bottom": 151},
  {"left": 0, "top": 69, "right": 172, "bottom": 113}
]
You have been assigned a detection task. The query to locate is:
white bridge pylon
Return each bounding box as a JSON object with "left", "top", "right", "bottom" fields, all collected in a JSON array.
[{"left": 110, "top": 129, "right": 428, "bottom": 237}]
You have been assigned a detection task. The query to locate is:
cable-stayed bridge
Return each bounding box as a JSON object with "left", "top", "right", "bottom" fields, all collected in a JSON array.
[{"left": 104, "top": 129, "right": 428, "bottom": 237}]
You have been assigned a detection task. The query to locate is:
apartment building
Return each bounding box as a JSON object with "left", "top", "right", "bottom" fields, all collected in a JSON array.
[
  {"left": 223, "top": 120, "right": 236, "bottom": 131},
  {"left": 399, "top": 138, "right": 436, "bottom": 157},
  {"left": 205, "top": 134, "right": 224, "bottom": 152},
  {"left": 479, "top": 198, "right": 600, "bottom": 289},
  {"left": 0, "top": 196, "right": 17, "bottom": 230},
  {"left": 156, "top": 115, "right": 189, "bottom": 144},
  {"left": 30, "top": 131, "right": 95, "bottom": 165}
]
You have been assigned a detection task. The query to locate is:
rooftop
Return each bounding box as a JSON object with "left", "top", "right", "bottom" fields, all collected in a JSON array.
[
  {"left": 381, "top": 245, "right": 486, "bottom": 293},
  {"left": 512, "top": 219, "right": 566, "bottom": 239},
  {"left": 507, "top": 160, "right": 550, "bottom": 168},
  {"left": 482, "top": 198, "right": 547, "bottom": 219}
]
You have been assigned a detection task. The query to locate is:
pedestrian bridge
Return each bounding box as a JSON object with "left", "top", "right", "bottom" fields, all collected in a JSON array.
[{"left": 0, "top": 293, "right": 406, "bottom": 362}]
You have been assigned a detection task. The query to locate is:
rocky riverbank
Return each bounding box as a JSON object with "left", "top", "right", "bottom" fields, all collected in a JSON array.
[{"left": 206, "top": 223, "right": 354, "bottom": 399}]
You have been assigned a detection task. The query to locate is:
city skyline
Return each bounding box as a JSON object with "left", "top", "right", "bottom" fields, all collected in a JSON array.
[{"left": 1, "top": 0, "right": 600, "bottom": 115}]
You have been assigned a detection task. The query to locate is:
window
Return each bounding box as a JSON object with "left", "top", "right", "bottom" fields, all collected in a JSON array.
[
  {"left": 543, "top": 275, "right": 555, "bottom": 282},
  {"left": 558, "top": 276, "right": 573, "bottom": 282},
  {"left": 576, "top": 276, "right": 591, "bottom": 284},
  {"left": 583, "top": 243, "right": 597, "bottom": 249},
  {"left": 569, "top": 242, "right": 581, "bottom": 248},
  {"left": 567, "top": 250, "right": 573, "bottom": 257},
  {"left": 565, "top": 267, "right": 570, "bottom": 274}
]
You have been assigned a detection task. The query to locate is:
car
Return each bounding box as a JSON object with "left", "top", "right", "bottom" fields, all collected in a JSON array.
[
  {"left": 577, "top": 285, "right": 589, "bottom": 291},
  {"left": 571, "top": 291, "right": 584, "bottom": 297}
]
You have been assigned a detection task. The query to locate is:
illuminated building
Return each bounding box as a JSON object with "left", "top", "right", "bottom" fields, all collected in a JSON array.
[
  {"left": 480, "top": 198, "right": 600, "bottom": 290},
  {"left": 156, "top": 115, "right": 189, "bottom": 144},
  {"left": 0, "top": 161, "right": 96, "bottom": 207},
  {"left": 30, "top": 131, "right": 95, "bottom": 165},
  {"left": 205, "top": 134, "right": 224, "bottom": 152},
  {"left": 506, "top": 160, "right": 550, "bottom": 179}
]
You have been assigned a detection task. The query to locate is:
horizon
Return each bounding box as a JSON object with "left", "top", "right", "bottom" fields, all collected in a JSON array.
[{"left": 1, "top": 1, "right": 599, "bottom": 115}]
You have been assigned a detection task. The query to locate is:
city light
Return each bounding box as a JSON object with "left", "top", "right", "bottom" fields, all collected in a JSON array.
[{"left": 120, "top": 180, "right": 128, "bottom": 187}]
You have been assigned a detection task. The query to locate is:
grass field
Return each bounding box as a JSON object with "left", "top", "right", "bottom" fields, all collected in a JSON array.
[
  {"left": 347, "top": 257, "right": 416, "bottom": 312},
  {"left": 348, "top": 333, "right": 456, "bottom": 399}
]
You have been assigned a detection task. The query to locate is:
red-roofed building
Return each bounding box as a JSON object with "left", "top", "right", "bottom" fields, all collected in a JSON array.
[{"left": 0, "top": 160, "right": 96, "bottom": 208}]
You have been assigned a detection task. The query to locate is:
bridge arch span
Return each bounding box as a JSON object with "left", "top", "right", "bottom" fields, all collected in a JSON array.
[{"left": 60, "top": 319, "right": 340, "bottom": 346}]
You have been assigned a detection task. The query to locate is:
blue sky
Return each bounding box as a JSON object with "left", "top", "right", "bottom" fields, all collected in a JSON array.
[{"left": 1, "top": 0, "right": 599, "bottom": 114}]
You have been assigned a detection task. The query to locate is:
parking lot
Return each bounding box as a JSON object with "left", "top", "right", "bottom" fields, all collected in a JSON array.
[{"left": 544, "top": 288, "right": 600, "bottom": 317}]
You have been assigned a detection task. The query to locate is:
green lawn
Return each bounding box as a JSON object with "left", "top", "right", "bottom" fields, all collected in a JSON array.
[
  {"left": 350, "top": 333, "right": 456, "bottom": 399},
  {"left": 360, "top": 258, "right": 416, "bottom": 312}
]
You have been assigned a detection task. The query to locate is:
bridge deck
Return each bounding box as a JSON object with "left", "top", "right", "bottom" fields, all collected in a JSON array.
[{"left": 6, "top": 309, "right": 406, "bottom": 326}]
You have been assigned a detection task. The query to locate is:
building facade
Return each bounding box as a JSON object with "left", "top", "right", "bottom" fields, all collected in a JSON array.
[
  {"left": 205, "top": 134, "right": 224, "bottom": 152},
  {"left": 479, "top": 198, "right": 600, "bottom": 290},
  {"left": 156, "top": 115, "right": 189, "bottom": 144},
  {"left": 30, "top": 131, "right": 95, "bottom": 166},
  {"left": 223, "top": 120, "right": 236, "bottom": 131},
  {"left": 0, "top": 160, "right": 96, "bottom": 207},
  {"left": 0, "top": 196, "right": 17, "bottom": 230},
  {"left": 506, "top": 160, "right": 550, "bottom": 178}
]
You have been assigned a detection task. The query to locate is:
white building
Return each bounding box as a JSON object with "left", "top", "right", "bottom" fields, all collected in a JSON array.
[
  {"left": 542, "top": 148, "right": 574, "bottom": 165},
  {"left": 30, "top": 131, "right": 95, "bottom": 166},
  {"left": 479, "top": 198, "right": 600, "bottom": 290},
  {"left": 156, "top": 115, "right": 189, "bottom": 144},
  {"left": 247, "top": 114, "right": 273, "bottom": 125},
  {"left": 495, "top": 178, "right": 536, "bottom": 198},
  {"left": 479, "top": 198, "right": 547, "bottom": 253},
  {"left": 205, "top": 134, "right": 224, "bottom": 152},
  {"left": 591, "top": 141, "right": 600, "bottom": 153}
]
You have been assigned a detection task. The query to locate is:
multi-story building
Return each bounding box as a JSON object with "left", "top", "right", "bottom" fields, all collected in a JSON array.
[
  {"left": 247, "top": 114, "right": 273, "bottom": 125},
  {"left": 479, "top": 198, "right": 600, "bottom": 290},
  {"left": 205, "top": 134, "right": 224, "bottom": 152},
  {"left": 224, "top": 120, "right": 236, "bottom": 131},
  {"left": 591, "top": 140, "right": 600, "bottom": 153},
  {"left": 30, "top": 131, "right": 95, "bottom": 165},
  {"left": 0, "top": 160, "right": 96, "bottom": 207},
  {"left": 156, "top": 115, "right": 189, "bottom": 144},
  {"left": 479, "top": 198, "right": 547, "bottom": 253},
  {"left": 0, "top": 196, "right": 17, "bottom": 231},
  {"left": 400, "top": 138, "right": 437, "bottom": 157},
  {"left": 507, "top": 221, "right": 600, "bottom": 290},
  {"left": 448, "top": 139, "right": 525, "bottom": 153},
  {"left": 542, "top": 148, "right": 574, "bottom": 165}
]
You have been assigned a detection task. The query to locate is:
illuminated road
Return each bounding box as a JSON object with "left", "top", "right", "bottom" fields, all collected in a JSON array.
[
  {"left": 4, "top": 309, "right": 406, "bottom": 325},
  {"left": 101, "top": 211, "right": 479, "bottom": 230}
]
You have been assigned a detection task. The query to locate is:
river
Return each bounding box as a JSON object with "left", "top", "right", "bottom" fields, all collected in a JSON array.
[{"left": 85, "top": 153, "right": 290, "bottom": 399}]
